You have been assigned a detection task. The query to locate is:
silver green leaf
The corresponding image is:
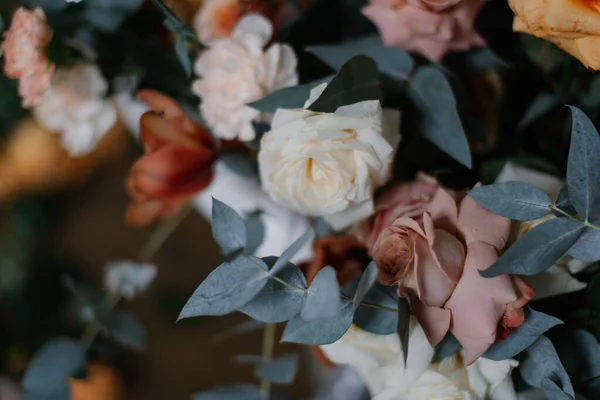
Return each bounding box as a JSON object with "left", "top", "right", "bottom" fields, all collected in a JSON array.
[
  {"left": 469, "top": 182, "right": 552, "bottom": 221},
  {"left": 100, "top": 310, "right": 146, "bottom": 350},
  {"left": 255, "top": 354, "right": 299, "bottom": 384},
  {"left": 211, "top": 198, "right": 247, "bottom": 256},
  {"left": 301, "top": 266, "right": 341, "bottom": 321},
  {"left": 352, "top": 261, "right": 378, "bottom": 312},
  {"left": 567, "top": 225, "right": 600, "bottom": 261},
  {"left": 248, "top": 76, "right": 333, "bottom": 113},
  {"left": 282, "top": 303, "right": 353, "bottom": 345}
]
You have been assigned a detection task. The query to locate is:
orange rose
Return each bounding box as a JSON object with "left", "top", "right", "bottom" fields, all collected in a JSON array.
[
  {"left": 126, "top": 90, "right": 217, "bottom": 227},
  {"left": 509, "top": 0, "right": 600, "bottom": 69},
  {"left": 1, "top": 7, "right": 54, "bottom": 107}
]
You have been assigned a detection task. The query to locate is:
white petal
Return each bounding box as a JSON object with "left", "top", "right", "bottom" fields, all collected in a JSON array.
[
  {"left": 304, "top": 83, "right": 328, "bottom": 108},
  {"left": 233, "top": 14, "right": 272, "bottom": 47},
  {"left": 324, "top": 200, "right": 375, "bottom": 231}
]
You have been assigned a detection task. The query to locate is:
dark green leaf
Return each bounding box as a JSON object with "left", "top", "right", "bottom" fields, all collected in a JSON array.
[
  {"left": 248, "top": 76, "right": 333, "bottom": 113},
  {"left": 554, "top": 330, "right": 600, "bottom": 390},
  {"left": 397, "top": 297, "right": 410, "bottom": 365},
  {"left": 23, "top": 338, "right": 85, "bottom": 395},
  {"left": 26, "top": 0, "right": 68, "bottom": 12},
  {"left": 519, "top": 336, "right": 575, "bottom": 400},
  {"left": 255, "top": 354, "right": 299, "bottom": 384},
  {"left": 555, "top": 185, "right": 577, "bottom": 216},
  {"left": 238, "top": 258, "right": 307, "bottom": 323},
  {"left": 353, "top": 284, "right": 398, "bottom": 335},
  {"left": 481, "top": 218, "right": 583, "bottom": 277},
  {"left": 409, "top": 67, "right": 471, "bottom": 168},
  {"left": 100, "top": 311, "right": 145, "bottom": 350},
  {"left": 568, "top": 225, "right": 600, "bottom": 261},
  {"left": 433, "top": 333, "right": 461, "bottom": 362},
  {"left": 175, "top": 36, "right": 192, "bottom": 79},
  {"left": 518, "top": 93, "right": 563, "bottom": 131},
  {"left": 212, "top": 198, "right": 247, "bottom": 256},
  {"left": 484, "top": 308, "right": 562, "bottom": 360},
  {"left": 308, "top": 55, "right": 381, "bottom": 113},
  {"left": 282, "top": 303, "right": 353, "bottom": 345},
  {"left": 462, "top": 47, "right": 510, "bottom": 71},
  {"left": 220, "top": 153, "right": 259, "bottom": 179},
  {"left": 469, "top": 182, "right": 552, "bottom": 221},
  {"left": 301, "top": 266, "right": 341, "bottom": 321},
  {"left": 566, "top": 106, "right": 600, "bottom": 221},
  {"left": 309, "top": 36, "right": 413, "bottom": 80},
  {"left": 178, "top": 255, "right": 269, "bottom": 319}
]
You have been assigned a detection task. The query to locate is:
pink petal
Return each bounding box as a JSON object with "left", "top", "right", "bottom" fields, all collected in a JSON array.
[
  {"left": 412, "top": 296, "right": 451, "bottom": 347},
  {"left": 425, "top": 188, "right": 459, "bottom": 234},
  {"left": 446, "top": 241, "right": 518, "bottom": 363},
  {"left": 457, "top": 184, "right": 510, "bottom": 250}
]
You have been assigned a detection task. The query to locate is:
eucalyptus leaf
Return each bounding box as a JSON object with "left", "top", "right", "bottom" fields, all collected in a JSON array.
[
  {"left": 100, "top": 310, "right": 145, "bottom": 350},
  {"left": 255, "top": 354, "right": 299, "bottom": 384},
  {"left": 212, "top": 198, "right": 247, "bottom": 256},
  {"left": 308, "top": 55, "right": 381, "bottom": 114},
  {"left": 469, "top": 182, "right": 552, "bottom": 221},
  {"left": 309, "top": 36, "right": 413, "bottom": 80},
  {"left": 248, "top": 76, "right": 333, "bottom": 113},
  {"left": 220, "top": 153, "right": 259, "bottom": 179},
  {"left": 178, "top": 255, "right": 269, "bottom": 319},
  {"left": 238, "top": 257, "right": 307, "bottom": 323},
  {"left": 481, "top": 218, "right": 583, "bottom": 277},
  {"left": 433, "top": 333, "right": 462, "bottom": 362},
  {"left": 244, "top": 214, "right": 265, "bottom": 256},
  {"left": 193, "top": 383, "right": 261, "bottom": 400},
  {"left": 23, "top": 338, "right": 85, "bottom": 395},
  {"left": 353, "top": 284, "right": 398, "bottom": 335},
  {"left": 352, "top": 261, "right": 378, "bottom": 312},
  {"left": 567, "top": 226, "right": 600, "bottom": 261},
  {"left": 554, "top": 330, "right": 600, "bottom": 391},
  {"left": 397, "top": 297, "right": 411, "bottom": 365},
  {"left": 24, "top": 385, "right": 71, "bottom": 400},
  {"left": 26, "top": 0, "right": 68, "bottom": 13},
  {"left": 301, "top": 266, "right": 341, "bottom": 321},
  {"left": 175, "top": 36, "right": 192, "bottom": 78},
  {"left": 519, "top": 93, "right": 563, "bottom": 131},
  {"left": 462, "top": 47, "right": 510, "bottom": 71},
  {"left": 519, "top": 336, "right": 575, "bottom": 400},
  {"left": 282, "top": 303, "right": 353, "bottom": 345},
  {"left": 566, "top": 106, "right": 600, "bottom": 222},
  {"left": 409, "top": 67, "right": 471, "bottom": 168},
  {"left": 555, "top": 185, "right": 577, "bottom": 216},
  {"left": 271, "top": 228, "right": 315, "bottom": 276},
  {"left": 484, "top": 308, "right": 562, "bottom": 360}
]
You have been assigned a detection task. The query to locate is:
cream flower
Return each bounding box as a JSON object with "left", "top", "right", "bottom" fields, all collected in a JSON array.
[
  {"left": 192, "top": 14, "right": 298, "bottom": 141},
  {"left": 104, "top": 261, "right": 157, "bottom": 300},
  {"left": 33, "top": 63, "right": 117, "bottom": 156},
  {"left": 320, "top": 322, "right": 518, "bottom": 400},
  {"left": 258, "top": 83, "right": 400, "bottom": 230}
]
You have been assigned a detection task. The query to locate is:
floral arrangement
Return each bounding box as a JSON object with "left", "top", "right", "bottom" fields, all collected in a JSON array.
[{"left": 1, "top": 0, "right": 600, "bottom": 399}]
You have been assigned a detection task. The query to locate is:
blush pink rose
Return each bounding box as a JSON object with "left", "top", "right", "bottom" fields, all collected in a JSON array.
[
  {"left": 362, "top": 0, "right": 486, "bottom": 62},
  {"left": 353, "top": 178, "right": 439, "bottom": 251},
  {"left": 419, "top": 0, "right": 463, "bottom": 12},
  {"left": 1, "top": 7, "right": 54, "bottom": 108},
  {"left": 372, "top": 186, "right": 534, "bottom": 364}
]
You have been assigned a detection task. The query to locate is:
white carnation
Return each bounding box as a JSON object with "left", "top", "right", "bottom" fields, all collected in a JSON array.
[
  {"left": 193, "top": 14, "right": 298, "bottom": 141},
  {"left": 104, "top": 261, "right": 157, "bottom": 300},
  {"left": 258, "top": 83, "right": 399, "bottom": 230},
  {"left": 33, "top": 63, "right": 117, "bottom": 156}
]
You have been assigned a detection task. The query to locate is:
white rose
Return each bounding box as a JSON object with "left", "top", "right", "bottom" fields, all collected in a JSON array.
[
  {"left": 258, "top": 83, "right": 399, "bottom": 230},
  {"left": 104, "top": 261, "right": 157, "bottom": 300},
  {"left": 33, "top": 63, "right": 117, "bottom": 156},
  {"left": 193, "top": 14, "right": 298, "bottom": 141},
  {"left": 495, "top": 162, "right": 588, "bottom": 299},
  {"left": 320, "top": 322, "right": 518, "bottom": 400}
]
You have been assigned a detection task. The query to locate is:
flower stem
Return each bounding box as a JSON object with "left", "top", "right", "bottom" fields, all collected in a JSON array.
[{"left": 260, "top": 323, "right": 276, "bottom": 400}]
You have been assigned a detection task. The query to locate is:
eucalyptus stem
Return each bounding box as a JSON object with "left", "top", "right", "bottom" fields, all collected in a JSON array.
[
  {"left": 549, "top": 205, "right": 600, "bottom": 231},
  {"left": 260, "top": 323, "right": 276, "bottom": 400}
]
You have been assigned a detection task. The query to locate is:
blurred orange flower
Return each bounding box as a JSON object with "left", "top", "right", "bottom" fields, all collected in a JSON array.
[{"left": 126, "top": 90, "right": 216, "bottom": 227}]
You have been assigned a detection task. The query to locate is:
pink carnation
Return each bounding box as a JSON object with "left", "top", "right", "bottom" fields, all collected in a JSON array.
[
  {"left": 372, "top": 185, "right": 534, "bottom": 364},
  {"left": 362, "top": 0, "right": 486, "bottom": 62},
  {"left": 1, "top": 7, "right": 54, "bottom": 108}
]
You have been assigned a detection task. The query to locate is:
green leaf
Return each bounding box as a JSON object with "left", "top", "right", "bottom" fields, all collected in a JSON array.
[
  {"left": 481, "top": 218, "right": 583, "bottom": 277},
  {"left": 308, "top": 55, "right": 381, "bottom": 114},
  {"left": 211, "top": 198, "right": 247, "bottom": 256},
  {"left": 244, "top": 214, "right": 264, "bottom": 255},
  {"left": 270, "top": 228, "right": 315, "bottom": 276},
  {"left": 248, "top": 76, "right": 333, "bottom": 113},
  {"left": 484, "top": 307, "right": 562, "bottom": 360},
  {"left": 581, "top": 75, "right": 600, "bottom": 109},
  {"left": 26, "top": 0, "right": 69, "bottom": 13},
  {"left": 567, "top": 225, "right": 600, "bottom": 261},
  {"left": 22, "top": 338, "right": 85, "bottom": 396},
  {"left": 220, "top": 153, "right": 259, "bottom": 179},
  {"left": 462, "top": 47, "right": 510, "bottom": 71},
  {"left": 175, "top": 36, "right": 192, "bottom": 79},
  {"left": 352, "top": 262, "right": 378, "bottom": 312},
  {"left": 178, "top": 255, "right": 269, "bottom": 319},
  {"left": 518, "top": 93, "right": 563, "bottom": 131},
  {"left": 567, "top": 106, "right": 600, "bottom": 222},
  {"left": 282, "top": 302, "right": 353, "bottom": 345},
  {"left": 353, "top": 284, "right": 398, "bottom": 335},
  {"left": 150, "top": 0, "right": 200, "bottom": 46},
  {"left": 469, "top": 182, "right": 553, "bottom": 221},
  {"left": 100, "top": 311, "right": 145, "bottom": 350},
  {"left": 555, "top": 185, "right": 577, "bottom": 216},
  {"left": 301, "top": 266, "right": 341, "bottom": 321},
  {"left": 397, "top": 296, "right": 411, "bottom": 365},
  {"left": 519, "top": 336, "right": 575, "bottom": 400},
  {"left": 409, "top": 66, "right": 471, "bottom": 168},
  {"left": 555, "top": 330, "right": 600, "bottom": 393},
  {"left": 309, "top": 36, "right": 413, "bottom": 80},
  {"left": 255, "top": 354, "right": 299, "bottom": 384},
  {"left": 238, "top": 258, "right": 307, "bottom": 323}
]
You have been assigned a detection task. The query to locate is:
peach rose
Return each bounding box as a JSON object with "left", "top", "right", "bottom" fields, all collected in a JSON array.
[
  {"left": 1, "top": 7, "right": 54, "bottom": 108},
  {"left": 353, "top": 178, "right": 439, "bottom": 251},
  {"left": 372, "top": 186, "right": 534, "bottom": 364},
  {"left": 509, "top": 0, "right": 600, "bottom": 69},
  {"left": 362, "top": 0, "right": 486, "bottom": 62},
  {"left": 126, "top": 90, "right": 217, "bottom": 227}
]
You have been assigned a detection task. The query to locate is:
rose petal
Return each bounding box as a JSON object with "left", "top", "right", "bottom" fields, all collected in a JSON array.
[
  {"left": 411, "top": 297, "right": 451, "bottom": 347},
  {"left": 425, "top": 188, "right": 459, "bottom": 234}
]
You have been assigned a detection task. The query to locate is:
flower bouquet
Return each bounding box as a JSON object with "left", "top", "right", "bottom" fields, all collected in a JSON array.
[{"left": 2, "top": 0, "right": 600, "bottom": 399}]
